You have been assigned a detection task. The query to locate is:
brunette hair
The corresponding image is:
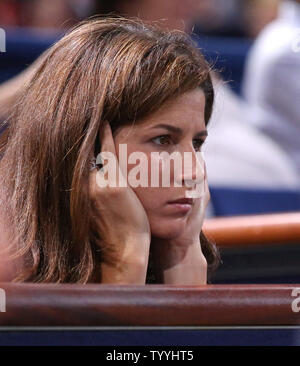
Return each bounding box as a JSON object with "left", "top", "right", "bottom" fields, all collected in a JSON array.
[{"left": 0, "top": 17, "right": 219, "bottom": 283}]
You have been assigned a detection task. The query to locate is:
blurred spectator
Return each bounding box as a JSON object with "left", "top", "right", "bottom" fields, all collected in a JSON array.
[
  {"left": 0, "top": 0, "right": 20, "bottom": 26},
  {"left": 194, "top": 0, "right": 247, "bottom": 38},
  {"left": 0, "top": 0, "right": 280, "bottom": 38},
  {"left": 243, "top": 0, "right": 300, "bottom": 178},
  {"left": 19, "top": 0, "right": 77, "bottom": 33},
  {"left": 242, "top": 0, "right": 280, "bottom": 38},
  {"left": 194, "top": 0, "right": 280, "bottom": 39},
  {"left": 0, "top": 0, "right": 212, "bottom": 34},
  {"left": 204, "top": 77, "right": 300, "bottom": 189},
  {"left": 0, "top": 0, "right": 78, "bottom": 33},
  {"left": 95, "top": 0, "right": 208, "bottom": 33},
  {"left": 72, "top": 0, "right": 95, "bottom": 19}
]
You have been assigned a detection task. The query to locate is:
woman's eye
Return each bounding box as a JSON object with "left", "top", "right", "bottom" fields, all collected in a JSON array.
[
  {"left": 151, "top": 136, "right": 205, "bottom": 151},
  {"left": 151, "top": 135, "right": 172, "bottom": 146},
  {"left": 193, "top": 139, "right": 205, "bottom": 152}
]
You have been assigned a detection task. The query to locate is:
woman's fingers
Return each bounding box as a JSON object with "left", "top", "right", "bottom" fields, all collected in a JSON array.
[
  {"left": 188, "top": 176, "right": 210, "bottom": 232},
  {"left": 201, "top": 160, "right": 210, "bottom": 208},
  {"left": 204, "top": 178, "right": 210, "bottom": 208},
  {"left": 90, "top": 121, "right": 117, "bottom": 191},
  {"left": 204, "top": 161, "right": 207, "bottom": 181},
  {"left": 96, "top": 121, "right": 128, "bottom": 187}
]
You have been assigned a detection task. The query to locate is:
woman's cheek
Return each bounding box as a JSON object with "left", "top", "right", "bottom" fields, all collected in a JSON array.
[{"left": 132, "top": 186, "right": 160, "bottom": 211}]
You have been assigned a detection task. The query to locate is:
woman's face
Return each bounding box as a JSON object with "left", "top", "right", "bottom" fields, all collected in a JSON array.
[{"left": 113, "top": 88, "right": 207, "bottom": 240}]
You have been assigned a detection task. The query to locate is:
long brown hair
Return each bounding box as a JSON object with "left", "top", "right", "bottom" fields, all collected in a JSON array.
[{"left": 0, "top": 17, "right": 219, "bottom": 283}]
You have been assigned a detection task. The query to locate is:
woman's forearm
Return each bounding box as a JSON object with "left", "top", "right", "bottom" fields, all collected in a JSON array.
[
  {"left": 151, "top": 239, "right": 207, "bottom": 285},
  {"left": 100, "top": 253, "right": 149, "bottom": 284},
  {"left": 100, "top": 238, "right": 150, "bottom": 284}
]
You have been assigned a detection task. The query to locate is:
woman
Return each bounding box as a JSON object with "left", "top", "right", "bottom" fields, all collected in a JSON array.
[{"left": 0, "top": 17, "right": 219, "bottom": 284}]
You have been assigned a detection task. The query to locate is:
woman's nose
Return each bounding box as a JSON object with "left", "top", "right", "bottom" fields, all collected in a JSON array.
[{"left": 174, "top": 147, "right": 205, "bottom": 188}]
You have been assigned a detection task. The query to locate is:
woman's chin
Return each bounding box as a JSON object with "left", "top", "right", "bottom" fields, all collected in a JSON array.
[{"left": 149, "top": 217, "right": 188, "bottom": 240}]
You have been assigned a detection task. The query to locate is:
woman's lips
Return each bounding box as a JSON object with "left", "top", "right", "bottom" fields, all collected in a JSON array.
[
  {"left": 166, "top": 197, "right": 194, "bottom": 215},
  {"left": 168, "top": 197, "right": 194, "bottom": 205}
]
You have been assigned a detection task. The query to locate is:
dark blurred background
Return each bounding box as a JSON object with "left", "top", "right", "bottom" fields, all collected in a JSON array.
[{"left": 0, "top": 0, "right": 280, "bottom": 38}]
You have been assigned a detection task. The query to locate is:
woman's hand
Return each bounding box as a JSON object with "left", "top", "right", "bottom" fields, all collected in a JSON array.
[
  {"left": 151, "top": 172, "right": 210, "bottom": 285},
  {"left": 89, "top": 121, "right": 151, "bottom": 284}
]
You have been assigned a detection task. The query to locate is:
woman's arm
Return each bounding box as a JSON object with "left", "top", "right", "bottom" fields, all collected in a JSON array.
[
  {"left": 151, "top": 238, "right": 207, "bottom": 285},
  {"left": 99, "top": 238, "right": 150, "bottom": 284},
  {"left": 89, "top": 122, "right": 151, "bottom": 284}
]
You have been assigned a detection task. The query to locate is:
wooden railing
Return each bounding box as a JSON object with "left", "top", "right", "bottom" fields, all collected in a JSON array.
[
  {"left": 203, "top": 212, "right": 300, "bottom": 248},
  {"left": 0, "top": 283, "right": 300, "bottom": 326}
]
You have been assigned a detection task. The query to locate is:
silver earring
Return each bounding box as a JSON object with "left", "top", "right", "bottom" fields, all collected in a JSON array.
[{"left": 89, "top": 155, "right": 103, "bottom": 171}]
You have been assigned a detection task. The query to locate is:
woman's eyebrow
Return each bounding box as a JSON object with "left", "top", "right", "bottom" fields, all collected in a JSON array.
[
  {"left": 150, "top": 123, "right": 208, "bottom": 137},
  {"left": 150, "top": 123, "right": 183, "bottom": 135},
  {"left": 194, "top": 130, "right": 208, "bottom": 138}
]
